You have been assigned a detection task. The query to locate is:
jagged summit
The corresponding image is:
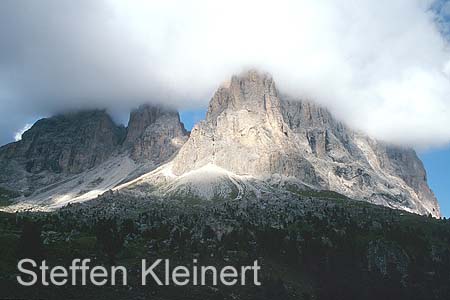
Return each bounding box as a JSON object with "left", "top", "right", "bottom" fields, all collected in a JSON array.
[
  {"left": 2, "top": 110, "right": 125, "bottom": 173},
  {"left": 0, "top": 110, "right": 126, "bottom": 195},
  {"left": 0, "top": 70, "right": 441, "bottom": 217},
  {"left": 166, "top": 70, "right": 440, "bottom": 217},
  {"left": 124, "top": 104, "right": 188, "bottom": 162},
  {"left": 172, "top": 70, "right": 313, "bottom": 180},
  {"left": 172, "top": 70, "right": 352, "bottom": 177},
  {"left": 206, "top": 70, "right": 280, "bottom": 122},
  {"left": 0, "top": 104, "right": 187, "bottom": 207}
]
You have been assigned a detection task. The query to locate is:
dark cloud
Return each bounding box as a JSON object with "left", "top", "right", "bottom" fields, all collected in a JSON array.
[
  {"left": 1, "top": 0, "right": 450, "bottom": 147},
  {"left": 0, "top": 0, "right": 198, "bottom": 144}
]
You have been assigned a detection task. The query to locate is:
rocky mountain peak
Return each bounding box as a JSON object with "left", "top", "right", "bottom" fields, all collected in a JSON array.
[
  {"left": 124, "top": 104, "right": 188, "bottom": 162},
  {"left": 207, "top": 70, "right": 281, "bottom": 124},
  {"left": 2, "top": 110, "right": 125, "bottom": 174},
  {"left": 170, "top": 70, "right": 440, "bottom": 217},
  {"left": 0, "top": 110, "right": 126, "bottom": 196},
  {"left": 125, "top": 104, "right": 173, "bottom": 144},
  {"left": 172, "top": 70, "right": 316, "bottom": 181},
  {"left": 0, "top": 71, "right": 440, "bottom": 218},
  {"left": 0, "top": 104, "right": 188, "bottom": 200}
]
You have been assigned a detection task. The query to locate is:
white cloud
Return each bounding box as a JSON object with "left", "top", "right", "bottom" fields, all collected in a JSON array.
[
  {"left": 14, "top": 124, "right": 32, "bottom": 142},
  {"left": 0, "top": 0, "right": 450, "bottom": 148}
]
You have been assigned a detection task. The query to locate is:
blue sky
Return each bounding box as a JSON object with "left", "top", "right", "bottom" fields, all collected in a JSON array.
[
  {"left": 180, "top": 110, "right": 450, "bottom": 218},
  {"left": 419, "top": 147, "right": 450, "bottom": 217},
  {"left": 179, "top": 110, "right": 207, "bottom": 132}
]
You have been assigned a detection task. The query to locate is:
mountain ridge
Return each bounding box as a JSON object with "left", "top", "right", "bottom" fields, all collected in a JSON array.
[
  {"left": 162, "top": 70, "right": 439, "bottom": 216},
  {"left": 0, "top": 70, "right": 441, "bottom": 217},
  {"left": 0, "top": 105, "right": 187, "bottom": 208}
]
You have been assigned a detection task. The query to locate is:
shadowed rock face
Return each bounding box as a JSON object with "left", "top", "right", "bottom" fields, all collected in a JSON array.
[
  {"left": 171, "top": 70, "right": 440, "bottom": 217},
  {"left": 0, "top": 110, "right": 126, "bottom": 194},
  {"left": 0, "top": 110, "right": 125, "bottom": 173},
  {"left": 124, "top": 104, "right": 188, "bottom": 163},
  {"left": 0, "top": 106, "right": 188, "bottom": 197},
  {"left": 0, "top": 70, "right": 440, "bottom": 217}
]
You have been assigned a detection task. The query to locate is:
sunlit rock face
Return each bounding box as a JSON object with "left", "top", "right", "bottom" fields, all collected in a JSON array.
[
  {"left": 170, "top": 70, "right": 440, "bottom": 217},
  {"left": 0, "top": 70, "right": 440, "bottom": 217},
  {"left": 172, "top": 71, "right": 318, "bottom": 185},
  {"left": 0, "top": 105, "right": 188, "bottom": 206}
]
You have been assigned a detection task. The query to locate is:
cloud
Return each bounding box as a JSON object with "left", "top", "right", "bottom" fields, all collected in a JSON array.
[
  {"left": 0, "top": 0, "right": 450, "bottom": 148},
  {"left": 14, "top": 124, "right": 32, "bottom": 142}
]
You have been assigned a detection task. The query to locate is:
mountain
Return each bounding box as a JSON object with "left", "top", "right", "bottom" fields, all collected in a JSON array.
[
  {"left": 123, "top": 104, "right": 188, "bottom": 162},
  {"left": 121, "top": 70, "right": 440, "bottom": 217},
  {"left": 0, "top": 106, "right": 188, "bottom": 209},
  {"left": 0, "top": 71, "right": 445, "bottom": 300},
  {"left": 0, "top": 110, "right": 125, "bottom": 194},
  {"left": 0, "top": 70, "right": 440, "bottom": 217}
]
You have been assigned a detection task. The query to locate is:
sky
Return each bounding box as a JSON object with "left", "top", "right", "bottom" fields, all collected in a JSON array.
[
  {"left": 179, "top": 110, "right": 207, "bottom": 132},
  {"left": 419, "top": 147, "right": 450, "bottom": 217},
  {"left": 1, "top": 0, "right": 450, "bottom": 148},
  {"left": 0, "top": 0, "right": 450, "bottom": 215}
]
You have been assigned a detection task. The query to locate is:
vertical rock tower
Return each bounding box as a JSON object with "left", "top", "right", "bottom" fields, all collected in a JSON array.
[
  {"left": 170, "top": 70, "right": 440, "bottom": 217},
  {"left": 124, "top": 104, "right": 188, "bottom": 163}
]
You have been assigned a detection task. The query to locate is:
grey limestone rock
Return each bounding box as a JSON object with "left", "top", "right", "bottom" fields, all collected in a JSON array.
[
  {"left": 0, "top": 110, "right": 125, "bottom": 194},
  {"left": 124, "top": 104, "right": 188, "bottom": 163},
  {"left": 170, "top": 70, "right": 440, "bottom": 217},
  {"left": 0, "top": 71, "right": 440, "bottom": 217}
]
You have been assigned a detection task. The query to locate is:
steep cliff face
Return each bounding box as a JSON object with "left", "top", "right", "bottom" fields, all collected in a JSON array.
[
  {"left": 0, "top": 110, "right": 126, "bottom": 193},
  {"left": 0, "top": 105, "right": 188, "bottom": 206},
  {"left": 169, "top": 70, "right": 440, "bottom": 217},
  {"left": 0, "top": 71, "right": 440, "bottom": 217},
  {"left": 124, "top": 104, "right": 188, "bottom": 163},
  {"left": 5, "top": 110, "right": 125, "bottom": 173},
  {"left": 172, "top": 71, "right": 319, "bottom": 185}
]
